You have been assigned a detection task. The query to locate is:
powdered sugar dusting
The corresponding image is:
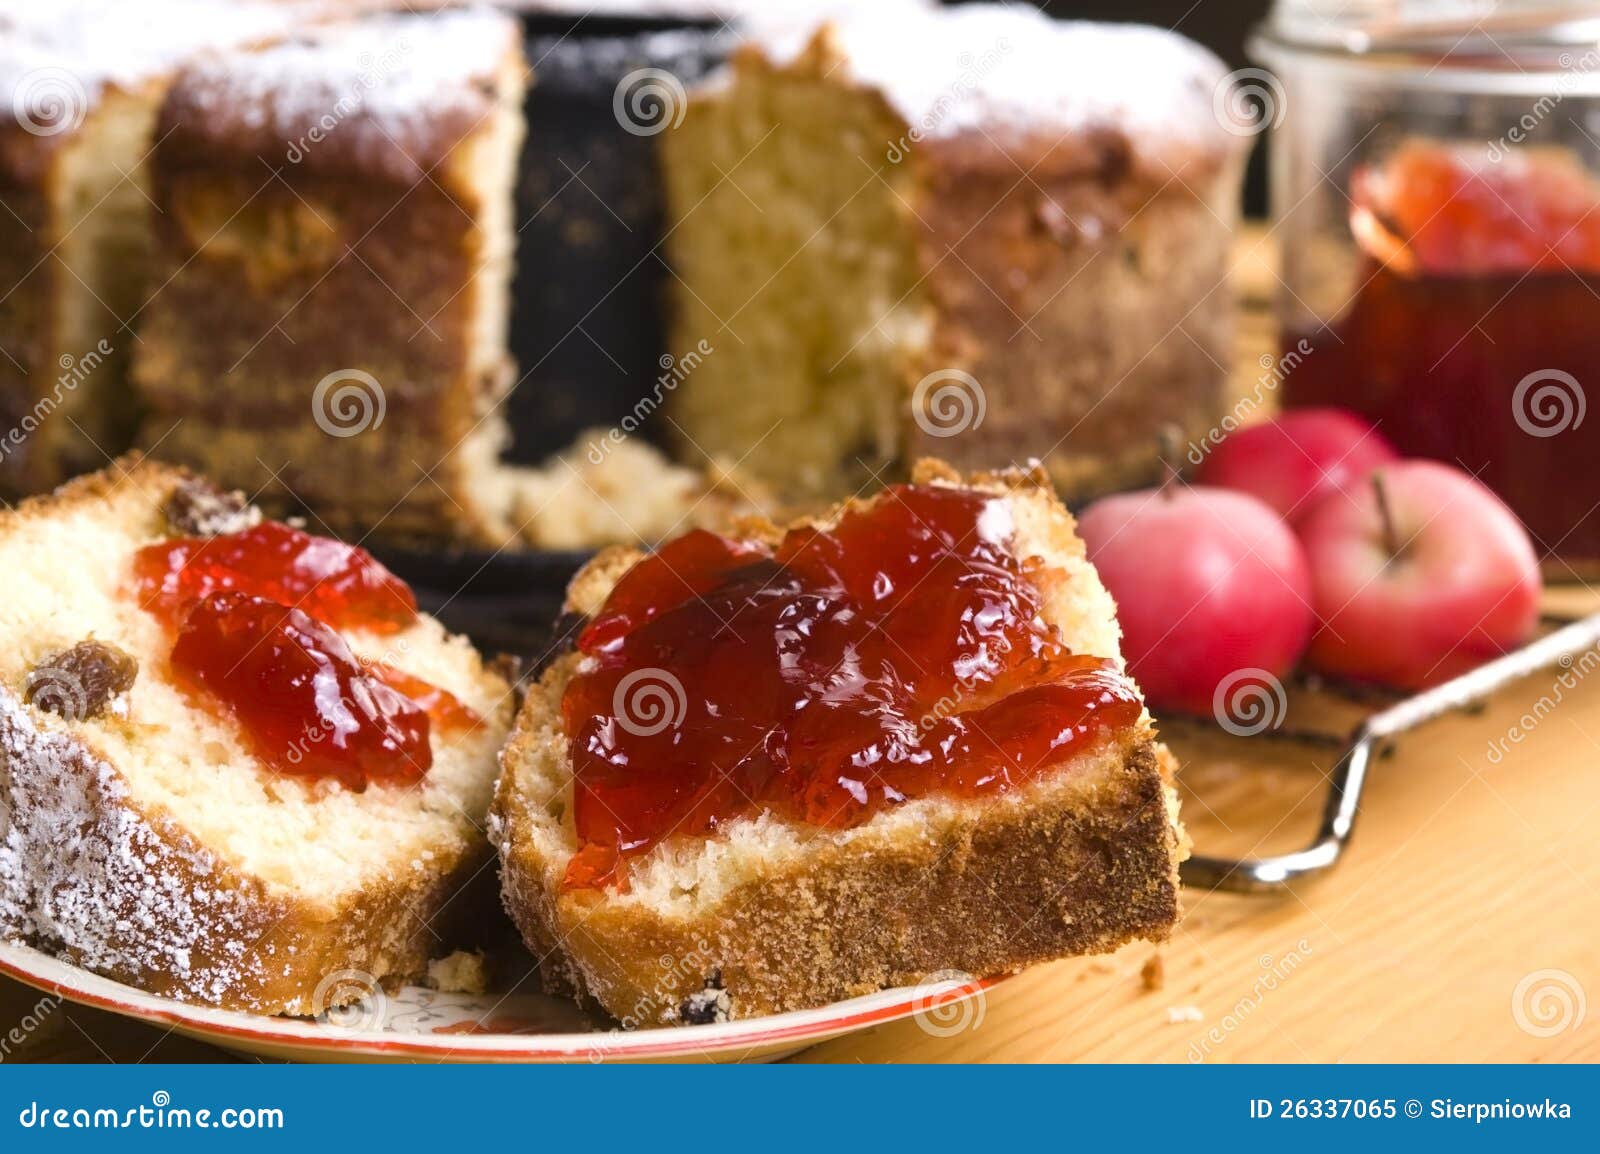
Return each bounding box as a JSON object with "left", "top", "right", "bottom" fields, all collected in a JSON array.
[
  {"left": 173, "top": 7, "right": 518, "bottom": 152},
  {"left": 0, "top": 688, "right": 277, "bottom": 1008},
  {"left": 0, "top": 0, "right": 300, "bottom": 107},
  {"left": 753, "top": 4, "right": 1235, "bottom": 158}
]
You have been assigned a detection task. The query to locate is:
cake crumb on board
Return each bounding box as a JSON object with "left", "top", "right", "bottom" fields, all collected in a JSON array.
[
  {"left": 1140, "top": 954, "right": 1165, "bottom": 992},
  {"left": 426, "top": 951, "right": 489, "bottom": 996}
]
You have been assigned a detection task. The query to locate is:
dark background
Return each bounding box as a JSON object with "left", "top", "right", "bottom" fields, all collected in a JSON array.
[{"left": 1035, "top": 0, "right": 1271, "bottom": 63}]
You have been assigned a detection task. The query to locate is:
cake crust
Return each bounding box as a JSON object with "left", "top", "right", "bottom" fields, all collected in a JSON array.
[
  {"left": 0, "top": 0, "right": 316, "bottom": 495},
  {"left": 0, "top": 692, "right": 490, "bottom": 1015},
  {"left": 131, "top": 9, "right": 528, "bottom": 544},
  {"left": 496, "top": 669, "right": 1179, "bottom": 1028}
]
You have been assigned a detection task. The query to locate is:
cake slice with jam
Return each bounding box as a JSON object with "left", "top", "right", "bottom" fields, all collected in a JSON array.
[
  {"left": 0, "top": 457, "right": 513, "bottom": 1014},
  {"left": 492, "top": 459, "right": 1184, "bottom": 1026}
]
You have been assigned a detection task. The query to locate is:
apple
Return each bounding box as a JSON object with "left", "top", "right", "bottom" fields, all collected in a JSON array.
[
  {"left": 1298, "top": 460, "right": 1542, "bottom": 689},
  {"left": 1077, "top": 486, "right": 1315, "bottom": 717},
  {"left": 1196, "top": 408, "right": 1400, "bottom": 524}
]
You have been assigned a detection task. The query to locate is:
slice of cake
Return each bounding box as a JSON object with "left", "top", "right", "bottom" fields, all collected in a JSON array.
[
  {"left": 0, "top": 457, "right": 514, "bottom": 1013},
  {"left": 0, "top": 0, "right": 301, "bottom": 495},
  {"left": 660, "top": 5, "right": 1247, "bottom": 500},
  {"left": 132, "top": 7, "right": 529, "bottom": 544},
  {"left": 492, "top": 459, "right": 1184, "bottom": 1026}
]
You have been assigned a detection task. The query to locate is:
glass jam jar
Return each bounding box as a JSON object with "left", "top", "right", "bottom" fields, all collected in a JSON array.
[{"left": 1251, "top": 1, "right": 1600, "bottom": 575}]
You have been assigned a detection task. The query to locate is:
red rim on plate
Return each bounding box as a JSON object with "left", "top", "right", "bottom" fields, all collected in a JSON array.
[{"left": 0, "top": 941, "right": 998, "bottom": 1062}]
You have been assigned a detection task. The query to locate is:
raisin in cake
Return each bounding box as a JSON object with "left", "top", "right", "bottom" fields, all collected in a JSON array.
[
  {"left": 492, "top": 459, "right": 1185, "bottom": 1026},
  {"left": 0, "top": 0, "right": 304, "bottom": 495},
  {"left": 0, "top": 457, "right": 513, "bottom": 1013},
  {"left": 660, "top": 5, "right": 1247, "bottom": 500},
  {"left": 132, "top": 7, "right": 529, "bottom": 544}
]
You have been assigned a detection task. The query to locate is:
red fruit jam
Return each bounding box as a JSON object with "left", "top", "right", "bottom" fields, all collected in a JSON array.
[
  {"left": 136, "top": 521, "right": 479, "bottom": 789},
  {"left": 560, "top": 484, "right": 1143, "bottom": 890},
  {"left": 134, "top": 521, "right": 417, "bottom": 633},
  {"left": 374, "top": 666, "right": 483, "bottom": 735},
  {"left": 1286, "top": 140, "right": 1600, "bottom": 564},
  {"left": 171, "top": 592, "right": 431, "bottom": 791}
]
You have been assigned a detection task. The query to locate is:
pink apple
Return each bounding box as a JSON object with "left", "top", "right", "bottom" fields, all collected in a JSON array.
[
  {"left": 1196, "top": 408, "right": 1400, "bottom": 524},
  {"left": 1078, "top": 486, "right": 1315, "bottom": 716},
  {"left": 1298, "top": 460, "right": 1542, "bottom": 689}
]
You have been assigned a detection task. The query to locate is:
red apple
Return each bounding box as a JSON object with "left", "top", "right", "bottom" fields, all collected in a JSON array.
[
  {"left": 1298, "top": 460, "right": 1542, "bottom": 689},
  {"left": 1196, "top": 408, "right": 1400, "bottom": 524},
  {"left": 1078, "top": 486, "right": 1315, "bottom": 717}
]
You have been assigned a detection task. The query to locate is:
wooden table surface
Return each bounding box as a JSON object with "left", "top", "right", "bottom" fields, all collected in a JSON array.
[{"left": 5, "top": 232, "right": 1598, "bottom": 1063}]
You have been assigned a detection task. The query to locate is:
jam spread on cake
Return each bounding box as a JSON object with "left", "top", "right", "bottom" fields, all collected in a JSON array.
[
  {"left": 134, "top": 517, "right": 477, "bottom": 789},
  {"left": 1285, "top": 140, "right": 1600, "bottom": 562},
  {"left": 171, "top": 592, "right": 432, "bottom": 790},
  {"left": 560, "top": 484, "right": 1142, "bottom": 890},
  {"left": 374, "top": 666, "right": 485, "bottom": 735},
  {"left": 134, "top": 521, "right": 416, "bottom": 633}
]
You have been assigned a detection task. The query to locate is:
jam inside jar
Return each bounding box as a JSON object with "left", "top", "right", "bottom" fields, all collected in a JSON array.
[
  {"left": 1280, "top": 140, "right": 1600, "bottom": 567},
  {"left": 560, "top": 484, "right": 1143, "bottom": 890}
]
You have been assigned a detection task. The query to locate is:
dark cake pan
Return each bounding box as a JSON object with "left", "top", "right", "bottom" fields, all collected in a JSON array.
[
  {"left": 506, "top": 13, "right": 731, "bottom": 463},
  {"left": 385, "top": 12, "right": 734, "bottom": 649}
]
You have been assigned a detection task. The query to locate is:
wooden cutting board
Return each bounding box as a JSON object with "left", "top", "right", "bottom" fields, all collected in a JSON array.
[{"left": 5, "top": 231, "right": 1597, "bottom": 1063}]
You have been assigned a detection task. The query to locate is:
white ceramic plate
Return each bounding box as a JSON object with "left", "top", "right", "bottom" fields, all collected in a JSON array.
[{"left": 0, "top": 941, "right": 993, "bottom": 1064}]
